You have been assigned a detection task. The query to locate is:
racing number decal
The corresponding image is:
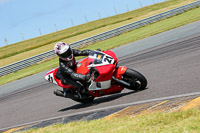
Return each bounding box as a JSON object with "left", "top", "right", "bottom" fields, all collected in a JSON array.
[
  {"left": 48, "top": 75, "right": 53, "bottom": 83},
  {"left": 104, "top": 56, "right": 113, "bottom": 64},
  {"left": 45, "top": 72, "right": 57, "bottom": 85}
]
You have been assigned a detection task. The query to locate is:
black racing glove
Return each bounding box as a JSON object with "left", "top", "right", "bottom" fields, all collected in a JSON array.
[
  {"left": 84, "top": 67, "right": 95, "bottom": 81},
  {"left": 85, "top": 73, "right": 91, "bottom": 81}
]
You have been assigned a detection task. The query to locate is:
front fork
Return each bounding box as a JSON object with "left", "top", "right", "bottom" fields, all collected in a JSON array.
[{"left": 112, "top": 66, "right": 131, "bottom": 87}]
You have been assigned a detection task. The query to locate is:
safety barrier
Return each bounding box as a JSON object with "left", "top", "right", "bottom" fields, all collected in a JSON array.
[{"left": 0, "top": 0, "right": 200, "bottom": 77}]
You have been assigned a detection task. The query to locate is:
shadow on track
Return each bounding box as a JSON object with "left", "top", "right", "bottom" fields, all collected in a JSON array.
[{"left": 58, "top": 89, "right": 146, "bottom": 112}]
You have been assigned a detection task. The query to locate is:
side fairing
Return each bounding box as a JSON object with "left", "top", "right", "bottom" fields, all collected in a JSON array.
[
  {"left": 45, "top": 69, "right": 58, "bottom": 85},
  {"left": 88, "top": 80, "right": 111, "bottom": 90}
]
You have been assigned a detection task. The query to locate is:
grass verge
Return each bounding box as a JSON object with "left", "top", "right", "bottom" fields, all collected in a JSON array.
[
  {"left": 0, "top": 0, "right": 197, "bottom": 66},
  {"left": 0, "top": 7, "right": 200, "bottom": 86},
  {"left": 16, "top": 108, "right": 200, "bottom": 133}
]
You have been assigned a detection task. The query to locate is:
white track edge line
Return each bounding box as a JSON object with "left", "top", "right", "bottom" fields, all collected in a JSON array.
[{"left": 1, "top": 91, "right": 200, "bottom": 131}]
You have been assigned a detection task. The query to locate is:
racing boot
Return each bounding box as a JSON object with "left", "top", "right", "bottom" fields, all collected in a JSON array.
[
  {"left": 54, "top": 89, "right": 79, "bottom": 99},
  {"left": 54, "top": 90, "right": 64, "bottom": 97},
  {"left": 62, "top": 88, "right": 81, "bottom": 100},
  {"left": 63, "top": 88, "right": 89, "bottom": 100},
  {"left": 76, "top": 87, "right": 89, "bottom": 99}
]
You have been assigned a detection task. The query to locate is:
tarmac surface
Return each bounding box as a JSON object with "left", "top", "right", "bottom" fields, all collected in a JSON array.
[
  {"left": 0, "top": 21, "right": 200, "bottom": 131},
  {"left": 3, "top": 94, "right": 200, "bottom": 132}
]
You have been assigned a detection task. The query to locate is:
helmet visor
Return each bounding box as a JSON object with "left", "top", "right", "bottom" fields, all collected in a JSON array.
[{"left": 60, "top": 48, "right": 73, "bottom": 61}]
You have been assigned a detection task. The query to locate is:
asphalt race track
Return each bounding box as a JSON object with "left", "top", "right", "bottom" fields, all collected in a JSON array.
[{"left": 0, "top": 21, "right": 200, "bottom": 129}]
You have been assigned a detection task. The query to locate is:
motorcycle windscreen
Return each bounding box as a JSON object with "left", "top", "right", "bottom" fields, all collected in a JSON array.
[{"left": 87, "top": 51, "right": 115, "bottom": 67}]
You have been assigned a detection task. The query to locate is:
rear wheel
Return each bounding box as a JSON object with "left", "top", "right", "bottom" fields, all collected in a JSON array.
[{"left": 122, "top": 68, "right": 147, "bottom": 90}]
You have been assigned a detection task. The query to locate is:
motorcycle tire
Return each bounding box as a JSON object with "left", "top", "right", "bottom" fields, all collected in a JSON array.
[{"left": 122, "top": 68, "right": 147, "bottom": 91}]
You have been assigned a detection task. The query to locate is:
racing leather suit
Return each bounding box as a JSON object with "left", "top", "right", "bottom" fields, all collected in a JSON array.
[{"left": 56, "top": 49, "right": 93, "bottom": 90}]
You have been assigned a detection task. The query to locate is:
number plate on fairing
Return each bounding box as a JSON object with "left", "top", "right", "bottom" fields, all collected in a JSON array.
[{"left": 45, "top": 73, "right": 57, "bottom": 84}]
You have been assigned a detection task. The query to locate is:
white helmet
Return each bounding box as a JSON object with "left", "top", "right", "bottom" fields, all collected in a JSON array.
[{"left": 54, "top": 42, "right": 73, "bottom": 61}]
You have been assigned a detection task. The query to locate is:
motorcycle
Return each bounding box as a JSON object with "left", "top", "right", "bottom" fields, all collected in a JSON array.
[{"left": 45, "top": 50, "right": 147, "bottom": 103}]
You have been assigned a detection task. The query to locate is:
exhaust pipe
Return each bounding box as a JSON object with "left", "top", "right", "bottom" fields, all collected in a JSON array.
[{"left": 112, "top": 76, "right": 131, "bottom": 87}]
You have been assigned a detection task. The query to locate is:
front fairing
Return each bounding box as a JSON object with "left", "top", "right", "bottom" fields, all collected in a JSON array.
[
  {"left": 76, "top": 51, "right": 116, "bottom": 81},
  {"left": 87, "top": 51, "right": 115, "bottom": 67}
]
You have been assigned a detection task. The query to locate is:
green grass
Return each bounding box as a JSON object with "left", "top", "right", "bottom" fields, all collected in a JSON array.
[
  {"left": 17, "top": 108, "right": 200, "bottom": 133},
  {"left": 0, "top": 0, "right": 197, "bottom": 67},
  {"left": 0, "top": 7, "right": 200, "bottom": 86}
]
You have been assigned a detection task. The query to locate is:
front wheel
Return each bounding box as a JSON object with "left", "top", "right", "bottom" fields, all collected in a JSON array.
[{"left": 122, "top": 68, "right": 147, "bottom": 90}]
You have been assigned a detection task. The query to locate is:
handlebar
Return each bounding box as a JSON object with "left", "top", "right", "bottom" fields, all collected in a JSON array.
[{"left": 89, "top": 67, "right": 99, "bottom": 81}]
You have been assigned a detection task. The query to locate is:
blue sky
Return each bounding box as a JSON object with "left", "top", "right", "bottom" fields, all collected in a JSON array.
[{"left": 0, "top": 0, "right": 166, "bottom": 47}]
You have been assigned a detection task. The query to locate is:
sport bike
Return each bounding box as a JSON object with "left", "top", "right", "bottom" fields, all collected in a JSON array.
[{"left": 45, "top": 50, "right": 147, "bottom": 103}]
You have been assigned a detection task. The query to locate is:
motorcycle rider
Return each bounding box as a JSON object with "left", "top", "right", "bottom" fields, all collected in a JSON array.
[{"left": 54, "top": 42, "right": 94, "bottom": 99}]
